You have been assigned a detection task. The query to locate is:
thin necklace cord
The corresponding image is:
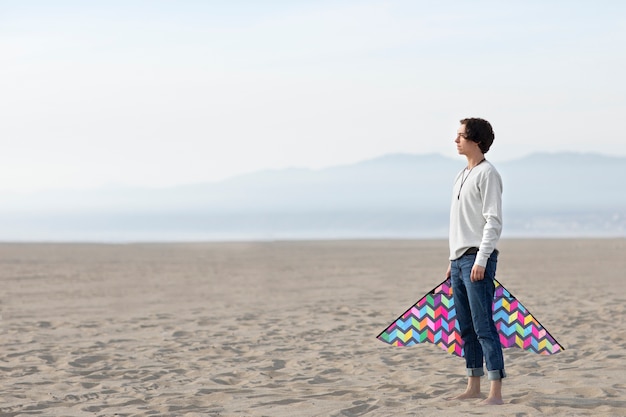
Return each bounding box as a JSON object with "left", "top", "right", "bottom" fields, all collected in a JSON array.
[{"left": 457, "top": 159, "right": 485, "bottom": 200}]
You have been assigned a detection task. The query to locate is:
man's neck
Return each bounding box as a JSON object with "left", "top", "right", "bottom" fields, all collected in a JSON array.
[{"left": 466, "top": 153, "right": 486, "bottom": 169}]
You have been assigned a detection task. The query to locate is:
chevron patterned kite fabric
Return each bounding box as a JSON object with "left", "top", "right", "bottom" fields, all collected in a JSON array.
[{"left": 377, "top": 278, "right": 564, "bottom": 357}]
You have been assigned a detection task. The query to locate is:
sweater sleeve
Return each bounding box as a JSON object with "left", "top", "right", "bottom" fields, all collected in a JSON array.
[{"left": 475, "top": 168, "right": 503, "bottom": 267}]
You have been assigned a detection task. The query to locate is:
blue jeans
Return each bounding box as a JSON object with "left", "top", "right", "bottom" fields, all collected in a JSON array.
[{"left": 450, "top": 251, "right": 506, "bottom": 380}]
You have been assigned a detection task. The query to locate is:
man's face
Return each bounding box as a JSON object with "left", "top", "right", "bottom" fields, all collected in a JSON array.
[{"left": 455, "top": 124, "right": 477, "bottom": 156}]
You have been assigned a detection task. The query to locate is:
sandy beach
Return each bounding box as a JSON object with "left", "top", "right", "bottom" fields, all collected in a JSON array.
[{"left": 1, "top": 239, "right": 625, "bottom": 416}]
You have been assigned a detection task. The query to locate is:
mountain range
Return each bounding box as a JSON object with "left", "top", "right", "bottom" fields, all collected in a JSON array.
[{"left": 1, "top": 152, "right": 624, "bottom": 241}]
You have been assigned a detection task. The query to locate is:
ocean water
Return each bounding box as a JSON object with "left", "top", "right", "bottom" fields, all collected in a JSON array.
[{"left": 0, "top": 209, "right": 624, "bottom": 242}]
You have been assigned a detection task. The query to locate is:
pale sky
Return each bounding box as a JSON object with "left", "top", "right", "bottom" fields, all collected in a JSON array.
[{"left": 2, "top": 1, "right": 625, "bottom": 192}]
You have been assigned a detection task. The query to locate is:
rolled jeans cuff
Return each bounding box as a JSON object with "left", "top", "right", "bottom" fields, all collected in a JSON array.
[
  {"left": 466, "top": 367, "right": 484, "bottom": 377},
  {"left": 487, "top": 369, "right": 506, "bottom": 380}
]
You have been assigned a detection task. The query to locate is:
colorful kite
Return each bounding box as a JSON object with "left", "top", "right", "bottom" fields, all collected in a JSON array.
[{"left": 377, "top": 278, "right": 564, "bottom": 356}]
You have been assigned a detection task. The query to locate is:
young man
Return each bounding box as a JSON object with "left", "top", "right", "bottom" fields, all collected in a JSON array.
[{"left": 446, "top": 118, "right": 505, "bottom": 405}]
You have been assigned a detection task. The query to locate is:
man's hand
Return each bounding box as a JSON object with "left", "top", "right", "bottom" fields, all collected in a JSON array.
[
  {"left": 470, "top": 264, "right": 485, "bottom": 282},
  {"left": 446, "top": 263, "right": 451, "bottom": 279}
]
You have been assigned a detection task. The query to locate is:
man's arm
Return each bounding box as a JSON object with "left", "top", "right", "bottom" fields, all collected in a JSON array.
[{"left": 474, "top": 168, "right": 503, "bottom": 275}]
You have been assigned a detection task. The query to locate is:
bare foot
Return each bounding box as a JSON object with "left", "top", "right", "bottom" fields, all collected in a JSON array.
[
  {"left": 480, "top": 379, "right": 503, "bottom": 405},
  {"left": 480, "top": 396, "right": 504, "bottom": 405},
  {"left": 448, "top": 376, "right": 482, "bottom": 401},
  {"left": 447, "top": 391, "right": 483, "bottom": 401}
]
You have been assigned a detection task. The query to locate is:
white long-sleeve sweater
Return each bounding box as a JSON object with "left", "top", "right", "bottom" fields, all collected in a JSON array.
[{"left": 449, "top": 159, "right": 503, "bottom": 267}]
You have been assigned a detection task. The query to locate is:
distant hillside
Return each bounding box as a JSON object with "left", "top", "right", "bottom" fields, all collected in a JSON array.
[{"left": 0, "top": 152, "right": 624, "bottom": 241}]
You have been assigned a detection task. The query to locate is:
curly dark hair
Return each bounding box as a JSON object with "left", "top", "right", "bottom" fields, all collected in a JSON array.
[{"left": 460, "top": 118, "right": 495, "bottom": 154}]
